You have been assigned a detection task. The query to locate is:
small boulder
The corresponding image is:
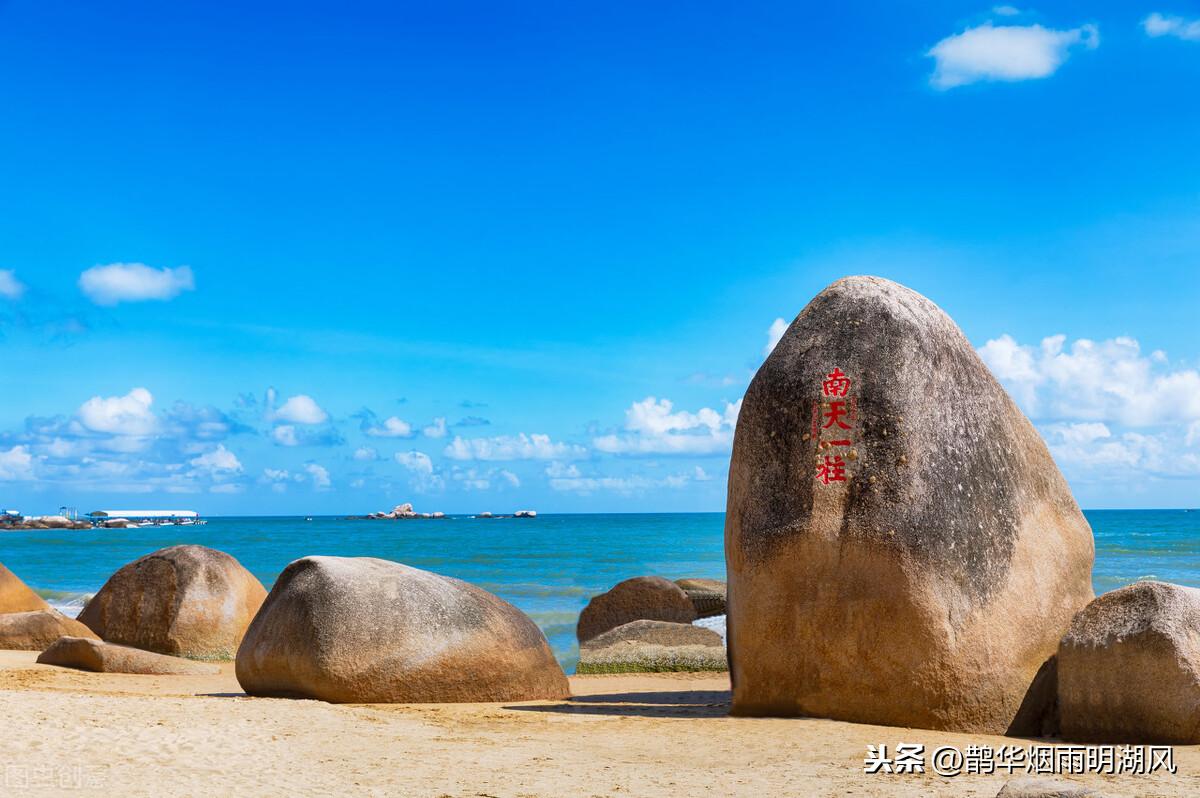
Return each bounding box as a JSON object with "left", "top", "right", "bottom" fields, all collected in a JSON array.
[
  {"left": 1058, "top": 581, "right": 1200, "bottom": 743},
  {"left": 37, "top": 636, "right": 219, "bottom": 675},
  {"left": 0, "top": 610, "right": 99, "bottom": 651},
  {"left": 0, "top": 562, "right": 51, "bottom": 613},
  {"left": 674, "top": 578, "right": 726, "bottom": 618},
  {"left": 78, "top": 545, "right": 267, "bottom": 661},
  {"left": 236, "top": 556, "right": 570, "bottom": 703},
  {"left": 995, "top": 777, "right": 1115, "bottom": 798},
  {"left": 577, "top": 576, "right": 697, "bottom": 644},
  {"left": 578, "top": 643, "right": 728, "bottom": 674}
]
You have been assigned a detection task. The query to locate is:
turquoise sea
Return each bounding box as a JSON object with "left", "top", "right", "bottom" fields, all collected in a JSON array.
[{"left": 1, "top": 510, "right": 1196, "bottom": 672}]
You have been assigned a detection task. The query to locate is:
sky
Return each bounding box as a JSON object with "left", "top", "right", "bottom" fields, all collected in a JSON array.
[{"left": 0, "top": 1, "right": 1198, "bottom": 514}]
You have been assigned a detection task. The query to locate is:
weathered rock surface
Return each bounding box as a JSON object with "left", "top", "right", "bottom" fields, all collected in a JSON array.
[
  {"left": 37, "top": 636, "right": 220, "bottom": 675},
  {"left": 674, "top": 578, "right": 726, "bottom": 618},
  {"left": 576, "top": 576, "right": 697, "bottom": 644},
  {"left": 236, "top": 556, "right": 569, "bottom": 703},
  {"left": 78, "top": 545, "right": 267, "bottom": 661},
  {"left": 0, "top": 562, "right": 51, "bottom": 613},
  {"left": 1058, "top": 580, "right": 1200, "bottom": 743},
  {"left": 0, "top": 610, "right": 99, "bottom": 650},
  {"left": 995, "top": 777, "right": 1116, "bottom": 798},
  {"left": 581, "top": 619, "right": 724, "bottom": 650},
  {"left": 726, "top": 276, "right": 1095, "bottom": 732},
  {"left": 578, "top": 643, "right": 728, "bottom": 674}
]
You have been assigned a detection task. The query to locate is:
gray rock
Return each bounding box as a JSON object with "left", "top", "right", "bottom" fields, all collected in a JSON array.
[
  {"left": 236, "top": 556, "right": 569, "bottom": 703},
  {"left": 726, "top": 276, "right": 1095, "bottom": 732},
  {"left": 1059, "top": 580, "right": 1200, "bottom": 743},
  {"left": 996, "top": 777, "right": 1116, "bottom": 797},
  {"left": 675, "top": 578, "right": 726, "bottom": 619},
  {"left": 581, "top": 619, "right": 724, "bottom": 651},
  {"left": 578, "top": 643, "right": 728, "bottom": 674}
]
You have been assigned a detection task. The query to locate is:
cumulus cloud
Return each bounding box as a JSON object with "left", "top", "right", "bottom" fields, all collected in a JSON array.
[
  {"left": 78, "top": 387, "right": 158, "bottom": 437},
  {"left": 0, "top": 270, "right": 25, "bottom": 300},
  {"left": 395, "top": 450, "right": 434, "bottom": 474},
  {"left": 928, "top": 21, "right": 1098, "bottom": 89},
  {"left": 444, "top": 433, "right": 586, "bottom": 461},
  {"left": 764, "top": 317, "right": 788, "bottom": 356},
  {"left": 593, "top": 396, "right": 741, "bottom": 456},
  {"left": 1143, "top": 12, "right": 1200, "bottom": 41},
  {"left": 79, "top": 264, "right": 195, "bottom": 305},
  {"left": 0, "top": 446, "right": 35, "bottom": 481},
  {"left": 422, "top": 417, "right": 447, "bottom": 439},
  {"left": 353, "top": 446, "right": 379, "bottom": 461},
  {"left": 365, "top": 416, "right": 413, "bottom": 438},
  {"left": 271, "top": 425, "right": 300, "bottom": 447},
  {"left": 304, "top": 463, "right": 332, "bottom": 489},
  {"left": 272, "top": 394, "right": 329, "bottom": 425},
  {"left": 449, "top": 466, "right": 519, "bottom": 491},
  {"left": 993, "top": 5, "right": 1020, "bottom": 15},
  {"left": 188, "top": 444, "right": 243, "bottom": 474},
  {"left": 981, "top": 333, "right": 1200, "bottom": 482}
]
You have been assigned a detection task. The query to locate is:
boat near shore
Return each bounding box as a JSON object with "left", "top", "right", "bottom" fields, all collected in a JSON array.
[{"left": 87, "top": 510, "right": 207, "bottom": 528}]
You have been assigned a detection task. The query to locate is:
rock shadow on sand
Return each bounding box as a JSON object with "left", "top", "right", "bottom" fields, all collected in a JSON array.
[{"left": 507, "top": 689, "right": 731, "bottom": 719}]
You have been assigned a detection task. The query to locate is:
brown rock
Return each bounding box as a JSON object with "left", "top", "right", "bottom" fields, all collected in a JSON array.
[
  {"left": 0, "top": 610, "right": 99, "bottom": 650},
  {"left": 581, "top": 619, "right": 724, "bottom": 651},
  {"left": 1058, "top": 580, "right": 1200, "bottom": 743},
  {"left": 576, "top": 576, "right": 697, "bottom": 644},
  {"left": 726, "top": 276, "right": 1095, "bottom": 732},
  {"left": 37, "top": 636, "right": 219, "bottom": 675},
  {"left": 578, "top": 643, "right": 728, "bottom": 674},
  {"left": 236, "top": 556, "right": 569, "bottom": 703},
  {"left": 0, "top": 562, "right": 51, "bottom": 613},
  {"left": 674, "top": 578, "right": 726, "bottom": 618},
  {"left": 78, "top": 545, "right": 267, "bottom": 661},
  {"left": 995, "top": 777, "right": 1116, "bottom": 797}
]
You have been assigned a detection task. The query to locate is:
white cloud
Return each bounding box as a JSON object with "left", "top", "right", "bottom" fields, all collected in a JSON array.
[
  {"left": 365, "top": 416, "right": 413, "bottom": 438},
  {"left": 189, "top": 444, "right": 243, "bottom": 474},
  {"left": 395, "top": 450, "right": 434, "bottom": 474},
  {"left": 78, "top": 264, "right": 195, "bottom": 305},
  {"left": 449, "top": 466, "right": 518, "bottom": 491},
  {"left": 422, "top": 417, "right": 447, "bottom": 439},
  {"left": 273, "top": 395, "right": 329, "bottom": 425},
  {"left": 353, "top": 446, "right": 379, "bottom": 461},
  {"left": 764, "top": 317, "right": 788, "bottom": 356},
  {"left": 545, "top": 463, "right": 697, "bottom": 494},
  {"left": 1143, "top": 12, "right": 1200, "bottom": 41},
  {"left": 272, "top": 425, "right": 300, "bottom": 447},
  {"left": 693, "top": 466, "right": 713, "bottom": 482},
  {"left": 304, "top": 463, "right": 331, "bottom": 489},
  {"left": 0, "top": 270, "right": 25, "bottom": 300},
  {"left": 499, "top": 469, "right": 520, "bottom": 487},
  {"left": 78, "top": 387, "right": 158, "bottom": 436},
  {"left": 928, "top": 22, "right": 1098, "bottom": 89},
  {"left": 0, "top": 446, "right": 35, "bottom": 481},
  {"left": 993, "top": 5, "right": 1020, "bottom": 16},
  {"left": 593, "top": 396, "right": 742, "bottom": 455},
  {"left": 444, "top": 432, "right": 586, "bottom": 461},
  {"left": 979, "top": 334, "right": 1200, "bottom": 425}
]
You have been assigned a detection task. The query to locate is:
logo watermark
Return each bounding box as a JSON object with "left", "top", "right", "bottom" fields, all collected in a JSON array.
[{"left": 864, "top": 743, "right": 1176, "bottom": 777}]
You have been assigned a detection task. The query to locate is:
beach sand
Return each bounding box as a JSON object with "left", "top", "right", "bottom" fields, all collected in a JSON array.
[{"left": 1, "top": 650, "right": 1195, "bottom": 797}]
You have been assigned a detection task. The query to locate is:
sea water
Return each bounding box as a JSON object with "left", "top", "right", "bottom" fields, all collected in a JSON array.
[{"left": 1, "top": 510, "right": 1196, "bottom": 672}]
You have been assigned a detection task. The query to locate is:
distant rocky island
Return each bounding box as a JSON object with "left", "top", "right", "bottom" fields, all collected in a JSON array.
[{"left": 350, "top": 503, "right": 537, "bottom": 520}]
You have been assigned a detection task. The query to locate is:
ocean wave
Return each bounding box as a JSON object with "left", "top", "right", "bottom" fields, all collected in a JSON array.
[{"left": 35, "top": 589, "right": 92, "bottom": 619}]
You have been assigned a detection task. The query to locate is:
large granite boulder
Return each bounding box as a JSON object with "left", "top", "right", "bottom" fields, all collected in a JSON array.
[
  {"left": 0, "top": 610, "right": 98, "bottom": 650},
  {"left": 236, "top": 556, "right": 570, "bottom": 703},
  {"left": 37, "top": 636, "right": 219, "bottom": 675},
  {"left": 578, "top": 619, "right": 726, "bottom": 674},
  {"left": 0, "top": 563, "right": 51, "bottom": 613},
  {"left": 675, "top": 578, "right": 726, "bottom": 618},
  {"left": 576, "top": 576, "right": 697, "bottom": 644},
  {"left": 726, "top": 276, "right": 1095, "bottom": 732},
  {"left": 1058, "top": 581, "right": 1200, "bottom": 743},
  {"left": 78, "top": 545, "right": 267, "bottom": 661}
]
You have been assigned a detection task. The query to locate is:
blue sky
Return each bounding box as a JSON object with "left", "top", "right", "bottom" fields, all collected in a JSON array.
[{"left": 0, "top": 1, "right": 1198, "bottom": 514}]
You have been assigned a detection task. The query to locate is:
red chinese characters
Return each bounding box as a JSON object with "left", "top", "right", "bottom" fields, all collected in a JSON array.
[{"left": 816, "top": 367, "right": 854, "bottom": 485}]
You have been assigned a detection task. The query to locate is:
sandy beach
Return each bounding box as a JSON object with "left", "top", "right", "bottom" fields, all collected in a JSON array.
[{"left": 0, "top": 652, "right": 1194, "bottom": 798}]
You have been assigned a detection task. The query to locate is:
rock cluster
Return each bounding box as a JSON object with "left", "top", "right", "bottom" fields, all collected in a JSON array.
[
  {"left": 578, "top": 619, "right": 726, "bottom": 674},
  {"left": 0, "top": 515, "right": 91, "bottom": 530},
  {"left": 577, "top": 576, "right": 698, "bottom": 644},
  {"left": 365, "top": 503, "right": 445, "bottom": 519}
]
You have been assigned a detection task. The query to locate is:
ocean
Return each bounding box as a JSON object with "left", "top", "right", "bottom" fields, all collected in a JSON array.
[{"left": 2, "top": 510, "right": 1196, "bottom": 672}]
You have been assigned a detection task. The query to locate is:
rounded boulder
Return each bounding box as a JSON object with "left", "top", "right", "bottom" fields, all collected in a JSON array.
[
  {"left": 727, "top": 276, "right": 1095, "bottom": 732},
  {"left": 0, "top": 562, "right": 51, "bottom": 613},
  {"left": 78, "top": 545, "right": 267, "bottom": 660},
  {"left": 235, "top": 556, "right": 570, "bottom": 703},
  {"left": 576, "top": 576, "right": 697, "bottom": 644},
  {"left": 0, "top": 610, "right": 98, "bottom": 651}
]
